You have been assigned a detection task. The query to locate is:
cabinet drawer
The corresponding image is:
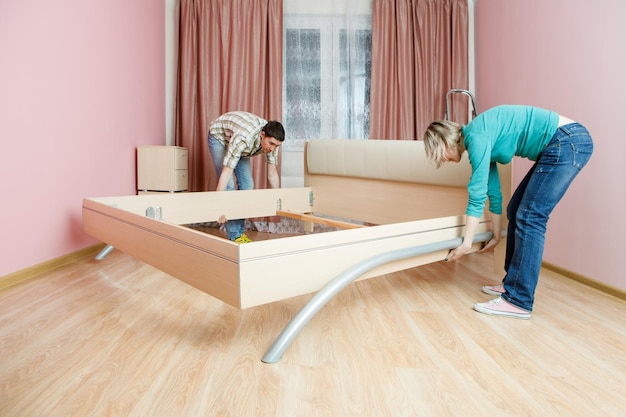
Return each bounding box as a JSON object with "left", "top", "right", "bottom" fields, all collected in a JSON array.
[
  {"left": 138, "top": 169, "right": 188, "bottom": 192},
  {"left": 172, "top": 147, "right": 188, "bottom": 169},
  {"left": 171, "top": 169, "right": 188, "bottom": 191},
  {"left": 138, "top": 146, "right": 188, "bottom": 170}
]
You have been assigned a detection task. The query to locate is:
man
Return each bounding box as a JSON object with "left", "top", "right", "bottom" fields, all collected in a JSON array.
[{"left": 208, "top": 111, "right": 285, "bottom": 243}]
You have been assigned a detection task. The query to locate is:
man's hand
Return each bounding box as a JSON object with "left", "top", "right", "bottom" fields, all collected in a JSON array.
[
  {"left": 217, "top": 214, "right": 227, "bottom": 224},
  {"left": 267, "top": 164, "right": 280, "bottom": 189},
  {"left": 215, "top": 167, "right": 235, "bottom": 192}
]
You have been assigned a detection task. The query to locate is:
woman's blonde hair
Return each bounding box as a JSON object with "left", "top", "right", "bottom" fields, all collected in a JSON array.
[{"left": 422, "top": 120, "right": 463, "bottom": 168}]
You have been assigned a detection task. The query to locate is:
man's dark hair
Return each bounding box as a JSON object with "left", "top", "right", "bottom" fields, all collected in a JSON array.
[{"left": 262, "top": 121, "right": 285, "bottom": 142}]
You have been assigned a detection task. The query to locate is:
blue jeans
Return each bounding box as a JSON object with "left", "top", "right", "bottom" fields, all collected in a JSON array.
[
  {"left": 208, "top": 135, "right": 254, "bottom": 240},
  {"left": 501, "top": 123, "right": 593, "bottom": 311}
]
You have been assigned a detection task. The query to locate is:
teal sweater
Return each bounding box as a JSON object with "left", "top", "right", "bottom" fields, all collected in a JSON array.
[{"left": 461, "top": 105, "right": 559, "bottom": 218}]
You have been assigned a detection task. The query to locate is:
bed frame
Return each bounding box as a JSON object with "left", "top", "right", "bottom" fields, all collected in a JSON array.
[{"left": 82, "top": 139, "right": 510, "bottom": 362}]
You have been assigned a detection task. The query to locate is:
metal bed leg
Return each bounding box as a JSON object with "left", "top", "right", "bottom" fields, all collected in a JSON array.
[
  {"left": 261, "top": 231, "right": 494, "bottom": 364},
  {"left": 94, "top": 244, "right": 115, "bottom": 260}
]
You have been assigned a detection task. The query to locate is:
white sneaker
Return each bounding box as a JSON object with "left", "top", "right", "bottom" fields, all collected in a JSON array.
[
  {"left": 482, "top": 284, "right": 505, "bottom": 296},
  {"left": 474, "top": 297, "right": 531, "bottom": 319}
]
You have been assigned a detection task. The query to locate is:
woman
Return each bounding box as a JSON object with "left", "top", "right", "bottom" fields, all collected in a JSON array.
[{"left": 423, "top": 105, "right": 593, "bottom": 319}]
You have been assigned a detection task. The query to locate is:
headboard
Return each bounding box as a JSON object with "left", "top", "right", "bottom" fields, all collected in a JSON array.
[
  {"left": 303, "top": 139, "right": 474, "bottom": 226},
  {"left": 305, "top": 139, "right": 471, "bottom": 187}
]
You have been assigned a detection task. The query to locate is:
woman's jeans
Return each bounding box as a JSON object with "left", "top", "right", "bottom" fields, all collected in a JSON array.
[
  {"left": 208, "top": 135, "right": 254, "bottom": 240},
  {"left": 502, "top": 123, "right": 593, "bottom": 311}
]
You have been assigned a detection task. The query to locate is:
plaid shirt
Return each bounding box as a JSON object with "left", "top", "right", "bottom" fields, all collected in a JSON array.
[{"left": 209, "top": 111, "right": 279, "bottom": 168}]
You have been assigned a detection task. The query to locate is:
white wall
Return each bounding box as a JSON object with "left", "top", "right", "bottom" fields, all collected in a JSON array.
[
  {"left": 165, "top": 0, "right": 178, "bottom": 146},
  {"left": 284, "top": 0, "right": 372, "bottom": 14}
]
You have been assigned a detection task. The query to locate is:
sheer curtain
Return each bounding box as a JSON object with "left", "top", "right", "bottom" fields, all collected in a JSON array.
[
  {"left": 369, "top": 0, "right": 469, "bottom": 140},
  {"left": 280, "top": 0, "right": 372, "bottom": 187},
  {"left": 283, "top": 0, "right": 372, "bottom": 147},
  {"left": 175, "top": 0, "right": 283, "bottom": 192}
]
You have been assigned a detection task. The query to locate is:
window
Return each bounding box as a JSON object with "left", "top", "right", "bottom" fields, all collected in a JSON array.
[{"left": 283, "top": 13, "right": 372, "bottom": 150}]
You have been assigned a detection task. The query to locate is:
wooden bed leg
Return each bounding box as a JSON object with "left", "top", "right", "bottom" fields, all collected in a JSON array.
[{"left": 261, "top": 231, "right": 494, "bottom": 364}]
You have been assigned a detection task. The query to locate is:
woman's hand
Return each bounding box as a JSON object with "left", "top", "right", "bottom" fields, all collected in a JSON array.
[
  {"left": 479, "top": 236, "right": 501, "bottom": 253},
  {"left": 217, "top": 214, "right": 228, "bottom": 224},
  {"left": 445, "top": 243, "right": 472, "bottom": 262}
]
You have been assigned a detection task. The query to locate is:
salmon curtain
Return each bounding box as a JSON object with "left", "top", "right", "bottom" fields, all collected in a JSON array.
[
  {"left": 175, "top": 0, "right": 283, "bottom": 191},
  {"left": 369, "top": 0, "right": 469, "bottom": 140}
]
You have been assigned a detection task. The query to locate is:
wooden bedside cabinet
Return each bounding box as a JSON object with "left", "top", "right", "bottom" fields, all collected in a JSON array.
[{"left": 137, "top": 146, "right": 188, "bottom": 193}]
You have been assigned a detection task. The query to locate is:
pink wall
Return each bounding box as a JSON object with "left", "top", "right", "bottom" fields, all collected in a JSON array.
[
  {"left": 0, "top": 0, "right": 165, "bottom": 277},
  {"left": 474, "top": 0, "right": 626, "bottom": 291}
]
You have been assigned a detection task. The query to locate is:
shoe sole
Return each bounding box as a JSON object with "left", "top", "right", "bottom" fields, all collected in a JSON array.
[
  {"left": 482, "top": 286, "right": 505, "bottom": 296},
  {"left": 473, "top": 303, "right": 531, "bottom": 319}
]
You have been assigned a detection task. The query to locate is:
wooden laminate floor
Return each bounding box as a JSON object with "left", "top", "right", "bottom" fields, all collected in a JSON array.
[{"left": 1, "top": 248, "right": 625, "bottom": 417}]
